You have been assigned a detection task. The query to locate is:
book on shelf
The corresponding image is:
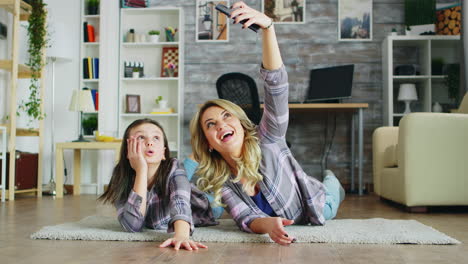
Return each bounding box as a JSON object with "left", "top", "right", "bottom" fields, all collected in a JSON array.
[
  {"left": 87, "top": 57, "right": 93, "bottom": 79},
  {"left": 122, "top": 0, "right": 147, "bottom": 8},
  {"left": 91, "top": 89, "right": 99, "bottom": 111},
  {"left": 150, "top": 108, "right": 174, "bottom": 115},
  {"left": 87, "top": 24, "right": 95, "bottom": 42},
  {"left": 82, "top": 57, "right": 99, "bottom": 79},
  {"left": 93, "top": 58, "right": 99, "bottom": 79},
  {"left": 83, "top": 22, "right": 88, "bottom": 42}
]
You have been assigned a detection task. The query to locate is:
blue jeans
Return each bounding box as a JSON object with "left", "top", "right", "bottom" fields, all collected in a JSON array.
[{"left": 322, "top": 171, "right": 344, "bottom": 220}]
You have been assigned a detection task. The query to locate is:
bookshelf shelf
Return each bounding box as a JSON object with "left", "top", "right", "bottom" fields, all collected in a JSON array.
[
  {"left": 121, "top": 77, "right": 178, "bottom": 81},
  {"left": 382, "top": 35, "right": 461, "bottom": 126},
  {"left": 119, "top": 7, "right": 184, "bottom": 158},
  {"left": 122, "top": 42, "right": 179, "bottom": 47},
  {"left": 80, "top": 0, "right": 100, "bottom": 136}
]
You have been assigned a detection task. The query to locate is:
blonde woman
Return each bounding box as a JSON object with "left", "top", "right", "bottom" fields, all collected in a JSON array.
[{"left": 189, "top": 2, "right": 345, "bottom": 245}]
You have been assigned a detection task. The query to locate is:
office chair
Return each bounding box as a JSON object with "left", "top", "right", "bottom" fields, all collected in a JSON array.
[
  {"left": 216, "top": 72, "right": 291, "bottom": 148},
  {"left": 216, "top": 72, "right": 262, "bottom": 124}
]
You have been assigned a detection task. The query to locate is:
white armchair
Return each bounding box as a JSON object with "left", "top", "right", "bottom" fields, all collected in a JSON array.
[{"left": 373, "top": 112, "right": 468, "bottom": 209}]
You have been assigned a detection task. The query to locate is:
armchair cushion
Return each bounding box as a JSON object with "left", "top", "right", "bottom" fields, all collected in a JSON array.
[
  {"left": 383, "top": 144, "right": 398, "bottom": 168},
  {"left": 373, "top": 112, "right": 468, "bottom": 207}
]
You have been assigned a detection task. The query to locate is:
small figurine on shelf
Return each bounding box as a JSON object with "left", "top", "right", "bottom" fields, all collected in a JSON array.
[
  {"left": 165, "top": 27, "right": 178, "bottom": 42},
  {"left": 164, "top": 62, "right": 176, "bottom": 77}
]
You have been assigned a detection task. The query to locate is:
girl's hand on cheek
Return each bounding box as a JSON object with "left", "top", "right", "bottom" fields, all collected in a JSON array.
[{"left": 127, "top": 136, "right": 147, "bottom": 174}]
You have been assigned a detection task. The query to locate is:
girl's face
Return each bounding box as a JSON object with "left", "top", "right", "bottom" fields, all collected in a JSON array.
[
  {"left": 201, "top": 106, "right": 245, "bottom": 158},
  {"left": 129, "top": 123, "right": 166, "bottom": 165}
]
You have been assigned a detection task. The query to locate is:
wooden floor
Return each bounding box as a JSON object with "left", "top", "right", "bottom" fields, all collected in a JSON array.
[{"left": 1, "top": 194, "right": 467, "bottom": 264}]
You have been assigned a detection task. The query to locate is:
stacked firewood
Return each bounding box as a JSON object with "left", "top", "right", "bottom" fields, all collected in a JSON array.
[{"left": 436, "top": 5, "right": 461, "bottom": 35}]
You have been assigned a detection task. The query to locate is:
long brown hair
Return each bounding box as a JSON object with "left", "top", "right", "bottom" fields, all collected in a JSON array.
[{"left": 98, "top": 119, "right": 172, "bottom": 207}]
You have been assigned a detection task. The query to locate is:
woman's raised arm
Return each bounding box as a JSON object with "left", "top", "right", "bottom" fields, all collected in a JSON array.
[{"left": 230, "top": 1, "right": 282, "bottom": 70}]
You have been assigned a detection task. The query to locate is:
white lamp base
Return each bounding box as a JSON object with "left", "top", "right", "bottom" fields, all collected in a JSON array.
[{"left": 403, "top": 100, "right": 413, "bottom": 114}]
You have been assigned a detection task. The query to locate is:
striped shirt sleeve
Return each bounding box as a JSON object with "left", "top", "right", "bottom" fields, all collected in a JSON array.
[
  {"left": 116, "top": 190, "right": 146, "bottom": 232},
  {"left": 259, "top": 64, "right": 289, "bottom": 143},
  {"left": 167, "top": 160, "right": 194, "bottom": 234}
]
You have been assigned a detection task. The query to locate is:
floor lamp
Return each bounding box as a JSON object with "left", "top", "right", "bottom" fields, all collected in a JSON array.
[{"left": 43, "top": 56, "right": 71, "bottom": 195}]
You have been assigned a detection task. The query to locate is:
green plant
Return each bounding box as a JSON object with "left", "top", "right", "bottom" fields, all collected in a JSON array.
[
  {"left": 19, "top": 0, "right": 48, "bottom": 125},
  {"left": 155, "top": 96, "right": 163, "bottom": 104},
  {"left": 444, "top": 64, "right": 460, "bottom": 103},
  {"left": 431, "top": 58, "right": 444, "bottom": 75},
  {"left": 87, "top": 0, "right": 99, "bottom": 15},
  {"left": 133, "top": 68, "right": 139, "bottom": 72},
  {"left": 148, "top": 30, "right": 160, "bottom": 35},
  {"left": 404, "top": 0, "right": 436, "bottom": 28},
  {"left": 82, "top": 115, "right": 98, "bottom": 135},
  {"left": 87, "top": 0, "right": 99, "bottom": 7}
]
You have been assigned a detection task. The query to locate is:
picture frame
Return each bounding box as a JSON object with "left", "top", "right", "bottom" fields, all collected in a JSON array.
[
  {"left": 338, "top": 0, "right": 372, "bottom": 41},
  {"left": 262, "top": 0, "right": 305, "bottom": 24},
  {"left": 160, "top": 47, "right": 179, "bottom": 77},
  {"left": 196, "top": 0, "right": 229, "bottom": 42},
  {"left": 125, "top": 94, "right": 141, "bottom": 113}
]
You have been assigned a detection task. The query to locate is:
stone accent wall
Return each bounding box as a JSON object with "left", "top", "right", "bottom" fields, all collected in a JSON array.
[{"left": 153, "top": 0, "right": 409, "bottom": 190}]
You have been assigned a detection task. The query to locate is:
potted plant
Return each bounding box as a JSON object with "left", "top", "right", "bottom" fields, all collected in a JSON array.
[
  {"left": 404, "top": 0, "right": 436, "bottom": 35},
  {"left": 155, "top": 96, "right": 168, "bottom": 109},
  {"left": 82, "top": 115, "right": 97, "bottom": 135},
  {"left": 444, "top": 64, "right": 460, "bottom": 105},
  {"left": 431, "top": 58, "right": 444, "bottom": 75},
  {"left": 18, "top": 0, "right": 47, "bottom": 126},
  {"left": 87, "top": 0, "right": 99, "bottom": 15},
  {"left": 148, "top": 30, "right": 160, "bottom": 43},
  {"left": 132, "top": 67, "right": 140, "bottom": 79}
]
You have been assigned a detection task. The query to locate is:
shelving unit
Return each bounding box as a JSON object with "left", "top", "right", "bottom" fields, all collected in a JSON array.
[
  {"left": 0, "top": 0, "right": 45, "bottom": 200},
  {"left": 0, "top": 126, "right": 6, "bottom": 202},
  {"left": 118, "top": 7, "right": 184, "bottom": 157},
  {"left": 382, "top": 35, "right": 461, "bottom": 126},
  {"left": 80, "top": 0, "right": 100, "bottom": 137}
]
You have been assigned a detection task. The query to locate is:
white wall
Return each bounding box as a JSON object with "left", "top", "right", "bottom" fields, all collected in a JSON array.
[{"left": 43, "top": 0, "right": 81, "bottom": 187}]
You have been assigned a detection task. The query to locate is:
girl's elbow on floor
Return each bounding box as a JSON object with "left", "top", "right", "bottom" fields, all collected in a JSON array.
[{"left": 119, "top": 219, "right": 144, "bottom": 233}]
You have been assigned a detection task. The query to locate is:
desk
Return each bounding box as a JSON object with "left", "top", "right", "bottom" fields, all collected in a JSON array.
[
  {"left": 55, "top": 142, "right": 121, "bottom": 198},
  {"left": 262, "top": 103, "right": 369, "bottom": 195}
]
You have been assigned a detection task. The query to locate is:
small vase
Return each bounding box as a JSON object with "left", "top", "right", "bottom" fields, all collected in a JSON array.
[
  {"left": 166, "top": 31, "right": 175, "bottom": 42},
  {"left": 158, "top": 100, "right": 168, "bottom": 109},
  {"left": 433, "top": 102, "right": 443, "bottom": 113},
  {"left": 165, "top": 68, "right": 174, "bottom": 77},
  {"left": 132, "top": 72, "right": 140, "bottom": 79}
]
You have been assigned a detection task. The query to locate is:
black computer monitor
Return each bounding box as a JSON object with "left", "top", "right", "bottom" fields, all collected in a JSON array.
[{"left": 305, "top": 64, "right": 354, "bottom": 103}]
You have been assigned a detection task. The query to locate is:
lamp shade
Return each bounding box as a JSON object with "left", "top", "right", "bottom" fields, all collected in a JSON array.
[
  {"left": 69, "top": 90, "right": 95, "bottom": 112},
  {"left": 398, "top": 83, "right": 418, "bottom": 101}
]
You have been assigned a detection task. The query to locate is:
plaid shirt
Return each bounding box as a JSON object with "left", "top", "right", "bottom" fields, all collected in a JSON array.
[
  {"left": 222, "top": 65, "right": 326, "bottom": 233},
  {"left": 116, "top": 159, "right": 217, "bottom": 234}
]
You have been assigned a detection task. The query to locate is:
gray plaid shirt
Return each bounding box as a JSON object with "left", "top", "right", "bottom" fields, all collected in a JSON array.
[
  {"left": 116, "top": 159, "right": 217, "bottom": 234},
  {"left": 222, "top": 65, "right": 326, "bottom": 233}
]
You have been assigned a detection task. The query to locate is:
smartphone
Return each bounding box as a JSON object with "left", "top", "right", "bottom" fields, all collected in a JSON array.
[{"left": 215, "top": 4, "right": 261, "bottom": 33}]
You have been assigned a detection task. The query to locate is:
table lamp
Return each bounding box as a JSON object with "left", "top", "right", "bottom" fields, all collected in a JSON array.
[
  {"left": 69, "top": 89, "right": 95, "bottom": 142},
  {"left": 398, "top": 83, "right": 418, "bottom": 114}
]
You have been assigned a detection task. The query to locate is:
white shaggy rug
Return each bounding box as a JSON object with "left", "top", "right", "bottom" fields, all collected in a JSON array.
[{"left": 31, "top": 215, "right": 460, "bottom": 245}]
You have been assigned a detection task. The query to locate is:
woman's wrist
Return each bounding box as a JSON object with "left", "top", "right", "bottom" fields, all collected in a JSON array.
[{"left": 263, "top": 18, "right": 273, "bottom": 30}]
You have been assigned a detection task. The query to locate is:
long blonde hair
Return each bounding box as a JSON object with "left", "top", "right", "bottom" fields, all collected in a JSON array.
[{"left": 190, "top": 99, "right": 263, "bottom": 206}]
